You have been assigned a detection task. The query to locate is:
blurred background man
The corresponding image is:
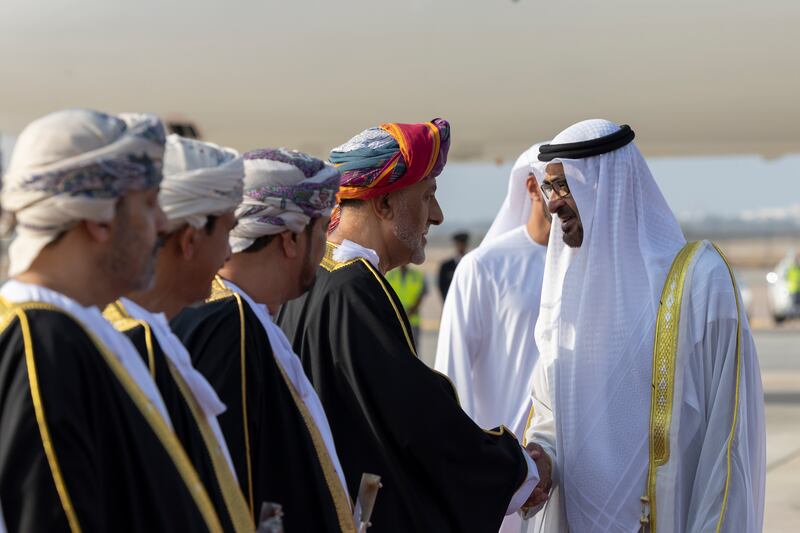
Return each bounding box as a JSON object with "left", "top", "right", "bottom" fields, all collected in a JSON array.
[{"left": 437, "top": 231, "right": 469, "bottom": 300}]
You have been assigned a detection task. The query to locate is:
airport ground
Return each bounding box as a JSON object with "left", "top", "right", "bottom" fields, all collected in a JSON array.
[{"left": 415, "top": 246, "right": 800, "bottom": 531}]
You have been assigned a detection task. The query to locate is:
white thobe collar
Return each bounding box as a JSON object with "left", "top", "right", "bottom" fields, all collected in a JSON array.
[
  {"left": 118, "top": 296, "right": 236, "bottom": 475},
  {"left": 0, "top": 280, "right": 173, "bottom": 428},
  {"left": 332, "top": 239, "right": 380, "bottom": 269},
  {"left": 218, "top": 278, "right": 350, "bottom": 493}
]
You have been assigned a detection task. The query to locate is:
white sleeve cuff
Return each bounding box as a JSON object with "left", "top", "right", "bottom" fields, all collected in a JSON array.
[{"left": 505, "top": 446, "right": 540, "bottom": 515}]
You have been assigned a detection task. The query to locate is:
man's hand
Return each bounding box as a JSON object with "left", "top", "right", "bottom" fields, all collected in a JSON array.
[{"left": 524, "top": 442, "right": 552, "bottom": 508}]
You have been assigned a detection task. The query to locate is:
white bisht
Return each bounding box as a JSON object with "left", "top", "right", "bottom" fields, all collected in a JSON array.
[{"left": 523, "top": 120, "right": 765, "bottom": 533}]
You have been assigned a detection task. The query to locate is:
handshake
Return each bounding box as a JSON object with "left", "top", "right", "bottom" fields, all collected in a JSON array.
[{"left": 522, "top": 442, "right": 553, "bottom": 514}]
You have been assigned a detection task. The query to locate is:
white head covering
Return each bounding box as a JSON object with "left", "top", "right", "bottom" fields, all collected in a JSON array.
[
  {"left": 229, "top": 148, "right": 340, "bottom": 253},
  {"left": 1, "top": 109, "right": 165, "bottom": 276},
  {"left": 481, "top": 142, "right": 547, "bottom": 245},
  {"left": 159, "top": 134, "right": 244, "bottom": 232},
  {"left": 531, "top": 119, "right": 685, "bottom": 530}
]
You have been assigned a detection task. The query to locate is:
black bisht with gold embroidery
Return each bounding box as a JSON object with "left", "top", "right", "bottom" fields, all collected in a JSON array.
[
  {"left": 277, "top": 243, "right": 529, "bottom": 533},
  {"left": 0, "top": 302, "right": 220, "bottom": 532},
  {"left": 171, "top": 279, "right": 356, "bottom": 533},
  {"left": 104, "top": 301, "right": 253, "bottom": 533}
]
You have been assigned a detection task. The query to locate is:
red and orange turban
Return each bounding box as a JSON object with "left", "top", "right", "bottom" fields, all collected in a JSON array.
[{"left": 327, "top": 118, "right": 450, "bottom": 230}]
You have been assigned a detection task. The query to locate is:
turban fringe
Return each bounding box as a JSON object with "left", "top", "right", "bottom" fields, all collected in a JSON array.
[
  {"left": 229, "top": 148, "right": 340, "bottom": 254},
  {"left": 328, "top": 118, "right": 449, "bottom": 232}
]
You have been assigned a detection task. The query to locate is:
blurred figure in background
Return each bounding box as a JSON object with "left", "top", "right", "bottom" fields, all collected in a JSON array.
[
  {"left": 385, "top": 264, "right": 428, "bottom": 344},
  {"left": 437, "top": 231, "right": 469, "bottom": 299}
]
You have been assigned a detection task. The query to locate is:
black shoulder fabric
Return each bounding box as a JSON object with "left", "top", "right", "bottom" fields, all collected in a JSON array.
[
  {"left": 538, "top": 124, "right": 635, "bottom": 161},
  {"left": 0, "top": 307, "right": 215, "bottom": 532}
]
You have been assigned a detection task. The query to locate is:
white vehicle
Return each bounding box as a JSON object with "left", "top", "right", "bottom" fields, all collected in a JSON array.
[
  {"left": 766, "top": 251, "right": 800, "bottom": 324},
  {"left": 738, "top": 275, "right": 754, "bottom": 320}
]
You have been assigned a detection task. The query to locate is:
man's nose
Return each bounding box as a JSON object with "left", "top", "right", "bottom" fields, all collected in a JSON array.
[
  {"left": 429, "top": 196, "right": 444, "bottom": 226},
  {"left": 547, "top": 197, "right": 563, "bottom": 215}
]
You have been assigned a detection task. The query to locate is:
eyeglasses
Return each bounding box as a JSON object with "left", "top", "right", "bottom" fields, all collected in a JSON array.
[{"left": 540, "top": 177, "right": 571, "bottom": 200}]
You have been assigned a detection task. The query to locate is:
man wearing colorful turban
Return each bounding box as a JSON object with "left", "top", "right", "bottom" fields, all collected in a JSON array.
[{"left": 279, "top": 119, "right": 541, "bottom": 533}]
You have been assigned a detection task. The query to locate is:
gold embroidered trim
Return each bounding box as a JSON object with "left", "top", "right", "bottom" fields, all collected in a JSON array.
[
  {"left": 360, "top": 258, "right": 417, "bottom": 357},
  {"left": 4, "top": 302, "right": 222, "bottom": 533},
  {"left": 274, "top": 358, "right": 357, "bottom": 532},
  {"left": 711, "top": 243, "right": 742, "bottom": 533},
  {"left": 209, "top": 277, "right": 255, "bottom": 518},
  {"left": 168, "top": 362, "right": 255, "bottom": 533},
  {"left": 12, "top": 309, "right": 82, "bottom": 533},
  {"left": 321, "top": 241, "right": 360, "bottom": 272},
  {"left": 643, "top": 241, "right": 702, "bottom": 531},
  {"left": 522, "top": 402, "right": 536, "bottom": 447},
  {"left": 103, "top": 301, "right": 157, "bottom": 378}
]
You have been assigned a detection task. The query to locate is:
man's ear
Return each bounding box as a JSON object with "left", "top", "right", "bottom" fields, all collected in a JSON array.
[
  {"left": 83, "top": 220, "right": 113, "bottom": 243},
  {"left": 279, "top": 230, "right": 300, "bottom": 259},
  {"left": 370, "top": 193, "right": 394, "bottom": 222},
  {"left": 177, "top": 225, "right": 199, "bottom": 260},
  {"left": 527, "top": 174, "right": 552, "bottom": 224},
  {"left": 527, "top": 174, "right": 542, "bottom": 201}
]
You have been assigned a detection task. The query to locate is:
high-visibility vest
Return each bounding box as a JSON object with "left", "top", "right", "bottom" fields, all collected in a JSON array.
[
  {"left": 385, "top": 268, "right": 425, "bottom": 327},
  {"left": 787, "top": 264, "right": 800, "bottom": 294}
]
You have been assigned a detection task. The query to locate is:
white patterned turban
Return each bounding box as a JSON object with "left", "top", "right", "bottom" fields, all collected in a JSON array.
[
  {"left": 1, "top": 109, "right": 166, "bottom": 276},
  {"left": 481, "top": 141, "right": 548, "bottom": 246},
  {"left": 229, "top": 148, "right": 340, "bottom": 254},
  {"left": 160, "top": 134, "right": 244, "bottom": 232}
]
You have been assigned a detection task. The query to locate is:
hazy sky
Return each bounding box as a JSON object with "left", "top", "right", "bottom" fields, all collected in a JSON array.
[{"left": 2, "top": 0, "right": 799, "bottom": 159}]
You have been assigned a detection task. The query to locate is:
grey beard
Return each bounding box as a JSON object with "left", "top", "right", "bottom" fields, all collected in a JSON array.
[{"left": 392, "top": 202, "right": 426, "bottom": 265}]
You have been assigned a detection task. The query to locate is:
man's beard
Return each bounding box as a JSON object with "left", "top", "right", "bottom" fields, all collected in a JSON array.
[
  {"left": 393, "top": 200, "right": 426, "bottom": 265},
  {"left": 105, "top": 231, "right": 162, "bottom": 293}
]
